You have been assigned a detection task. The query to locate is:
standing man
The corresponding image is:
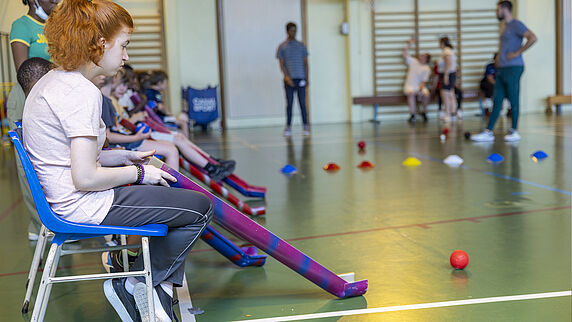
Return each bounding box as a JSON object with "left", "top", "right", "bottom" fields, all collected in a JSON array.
[
  {"left": 402, "top": 37, "right": 431, "bottom": 123},
  {"left": 472, "top": 0, "right": 536, "bottom": 142},
  {"left": 277, "top": 22, "right": 310, "bottom": 137}
]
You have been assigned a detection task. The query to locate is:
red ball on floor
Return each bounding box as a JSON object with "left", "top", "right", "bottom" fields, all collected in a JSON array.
[{"left": 450, "top": 250, "right": 469, "bottom": 269}]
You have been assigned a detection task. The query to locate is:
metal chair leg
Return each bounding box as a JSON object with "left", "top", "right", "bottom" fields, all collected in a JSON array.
[
  {"left": 120, "top": 235, "right": 129, "bottom": 272},
  {"left": 30, "top": 242, "right": 59, "bottom": 322},
  {"left": 23, "top": 226, "right": 48, "bottom": 314},
  {"left": 38, "top": 245, "right": 61, "bottom": 322},
  {"left": 141, "top": 237, "right": 155, "bottom": 321}
]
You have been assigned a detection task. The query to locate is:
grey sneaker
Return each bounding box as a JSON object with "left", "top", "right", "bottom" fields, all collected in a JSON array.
[
  {"left": 283, "top": 127, "right": 292, "bottom": 137},
  {"left": 471, "top": 130, "right": 495, "bottom": 142},
  {"left": 504, "top": 129, "right": 521, "bottom": 142},
  {"left": 133, "top": 283, "right": 174, "bottom": 322},
  {"left": 303, "top": 125, "right": 310, "bottom": 136}
]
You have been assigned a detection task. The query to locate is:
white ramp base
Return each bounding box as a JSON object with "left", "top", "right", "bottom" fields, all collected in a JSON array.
[
  {"left": 337, "top": 272, "right": 355, "bottom": 283},
  {"left": 176, "top": 273, "right": 196, "bottom": 322}
]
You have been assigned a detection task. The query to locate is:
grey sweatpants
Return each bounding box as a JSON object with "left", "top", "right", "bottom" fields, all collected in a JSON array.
[{"left": 100, "top": 185, "right": 213, "bottom": 287}]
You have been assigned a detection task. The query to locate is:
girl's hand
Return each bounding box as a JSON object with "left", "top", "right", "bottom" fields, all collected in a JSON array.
[
  {"left": 124, "top": 149, "right": 155, "bottom": 165},
  {"left": 141, "top": 165, "right": 177, "bottom": 187}
]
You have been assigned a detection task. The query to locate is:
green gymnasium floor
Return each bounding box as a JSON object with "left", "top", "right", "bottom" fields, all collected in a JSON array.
[{"left": 0, "top": 112, "right": 570, "bottom": 321}]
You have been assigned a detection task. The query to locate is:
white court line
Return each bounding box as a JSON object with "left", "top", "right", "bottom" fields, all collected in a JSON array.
[
  {"left": 176, "top": 273, "right": 196, "bottom": 322},
  {"left": 233, "top": 291, "right": 571, "bottom": 322}
]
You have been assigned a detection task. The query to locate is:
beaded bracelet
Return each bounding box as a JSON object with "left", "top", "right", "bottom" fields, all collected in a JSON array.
[{"left": 134, "top": 164, "right": 144, "bottom": 184}]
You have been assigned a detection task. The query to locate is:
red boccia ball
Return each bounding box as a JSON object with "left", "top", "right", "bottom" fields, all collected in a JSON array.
[
  {"left": 442, "top": 128, "right": 449, "bottom": 135},
  {"left": 357, "top": 141, "right": 366, "bottom": 150},
  {"left": 450, "top": 250, "right": 469, "bottom": 269}
]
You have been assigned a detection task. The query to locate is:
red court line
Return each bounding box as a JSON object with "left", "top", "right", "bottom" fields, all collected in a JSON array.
[
  {"left": 1, "top": 206, "right": 569, "bottom": 278},
  {"left": 0, "top": 196, "right": 23, "bottom": 223},
  {"left": 283, "top": 205, "right": 571, "bottom": 243}
]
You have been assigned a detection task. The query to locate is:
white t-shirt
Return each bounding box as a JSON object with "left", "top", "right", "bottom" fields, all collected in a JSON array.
[
  {"left": 437, "top": 47, "right": 457, "bottom": 73},
  {"left": 22, "top": 70, "right": 114, "bottom": 225},
  {"left": 404, "top": 56, "right": 431, "bottom": 92}
]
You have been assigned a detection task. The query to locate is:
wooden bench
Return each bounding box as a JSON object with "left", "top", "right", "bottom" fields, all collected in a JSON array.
[
  {"left": 545, "top": 95, "right": 571, "bottom": 115},
  {"left": 353, "top": 90, "right": 480, "bottom": 122}
]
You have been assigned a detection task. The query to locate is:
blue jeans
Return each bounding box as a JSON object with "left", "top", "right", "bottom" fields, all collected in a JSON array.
[{"left": 284, "top": 79, "right": 308, "bottom": 127}]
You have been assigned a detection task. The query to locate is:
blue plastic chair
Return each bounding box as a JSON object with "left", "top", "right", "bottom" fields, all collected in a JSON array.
[{"left": 9, "top": 128, "right": 167, "bottom": 322}]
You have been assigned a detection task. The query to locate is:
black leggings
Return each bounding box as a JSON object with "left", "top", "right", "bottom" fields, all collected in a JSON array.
[{"left": 101, "top": 185, "right": 213, "bottom": 287}]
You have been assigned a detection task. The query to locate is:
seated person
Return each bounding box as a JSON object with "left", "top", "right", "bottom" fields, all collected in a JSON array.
[
  {"left": 143, "top": 70, "right": 190, "bottom": 136},
  {"left": 95, "top": 74, "right": 181, "bottom": 171},
  {"left": 103, "top": 72, "right": 235, "bottom": 181},
  {"left": 14, "top": 57, "right": 54, "bottom": 241},
  {"left": 116, "top": 64, "right": 139, "bottom": 112},
  {"left": 480, "top": 53, "right": 497, "bottom": 116},
  {"left": 402, "top": 37, "right": 431, "bottom": 123},
  {"left": 24, "top": 1, "right": 213, "bottom": 320}
]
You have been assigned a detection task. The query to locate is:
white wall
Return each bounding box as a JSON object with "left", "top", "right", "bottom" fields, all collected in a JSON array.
[
  {"left": 171, "top": 0, "right": 219, "bottom": 90},
  {"left": 222, "top": 0, "right": 301, "bottom": 122},
  {"left": 307, "top": 0, "right": 349, "bottom": 124},
  {"left": 348, "top": 0, "right": 374, "bottom": 123},
  {"left": 0, "top": 0, "right": 26, "bottom": 33},
  {"left": 517, "top": 0, "right": 556, "bottom": 111}
]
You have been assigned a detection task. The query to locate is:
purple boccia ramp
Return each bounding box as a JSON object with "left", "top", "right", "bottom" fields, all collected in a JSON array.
[{"left": 149, "top": 157, "right": 368, "bottom": 298}]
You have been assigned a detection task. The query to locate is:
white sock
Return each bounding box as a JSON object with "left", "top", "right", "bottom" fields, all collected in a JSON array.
[
  {"left": 160, "top": 282, "right": 173, "bottom": 297},
  {"left": 125, "top": 277, "right": 139, "bottom": 295}
]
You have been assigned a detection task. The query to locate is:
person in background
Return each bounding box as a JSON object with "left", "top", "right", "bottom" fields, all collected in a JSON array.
[
  {"left": 472, "top": 0, "right": 536, "bottom": 142},
  {"left": 437, "top": 36, "right": 458, "bottom": 123},
  {"left": 104, "top": 72, "right": 235, "bottom": 182},
  {"left": 9, "top": 0, "right": 58, "bottom": 71},
  {"left": 8, "top": 1, "right": 58, "bottom": 240},
  {"left": 8, "top": 1, "right": 59, "bottom": 240},
  {"left": 277, "top": 22, "right": 310, "bottom": 137},
  {"left": 402, "top": 37, "right": 431, "bottom": 123},
  {"left": 143, "top": 71, "right": 190, "bottom": 137},
  {"left": 13, "top": 57, "right": 53, "bottom": 241},
  {"left": 8, "top": 0, "right": 59, "bottom": 130},
  {"left": 479, "top": 53, "right": 497, "bottom": 116}
]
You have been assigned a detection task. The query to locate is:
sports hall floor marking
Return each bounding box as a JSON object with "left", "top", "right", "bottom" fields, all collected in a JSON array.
[
  {"left": 268, "top": 205, "right": 571, "bottom": 242},
  {"left": 232, "top": 291, "right": 572, "bottom": 321},
  {"left": 0, "top": 196, "right": 22, "bottom": 223},
  {"left": 2, "top": 206, "right": 568, "bottom": 278}
]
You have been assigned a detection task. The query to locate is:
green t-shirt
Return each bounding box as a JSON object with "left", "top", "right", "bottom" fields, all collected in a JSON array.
[{"left": 9, "top": 15, "right": 50, "bottom": 61}]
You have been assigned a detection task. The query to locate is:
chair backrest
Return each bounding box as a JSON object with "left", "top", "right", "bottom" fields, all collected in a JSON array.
[{"left": 8, "top": 128, "right": 73, "bottom": 233}]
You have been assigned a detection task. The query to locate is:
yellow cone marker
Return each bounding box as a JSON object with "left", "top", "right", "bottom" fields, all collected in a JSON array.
[{"left": 402, "top": 157, "right": 421, "bottom": 167}]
